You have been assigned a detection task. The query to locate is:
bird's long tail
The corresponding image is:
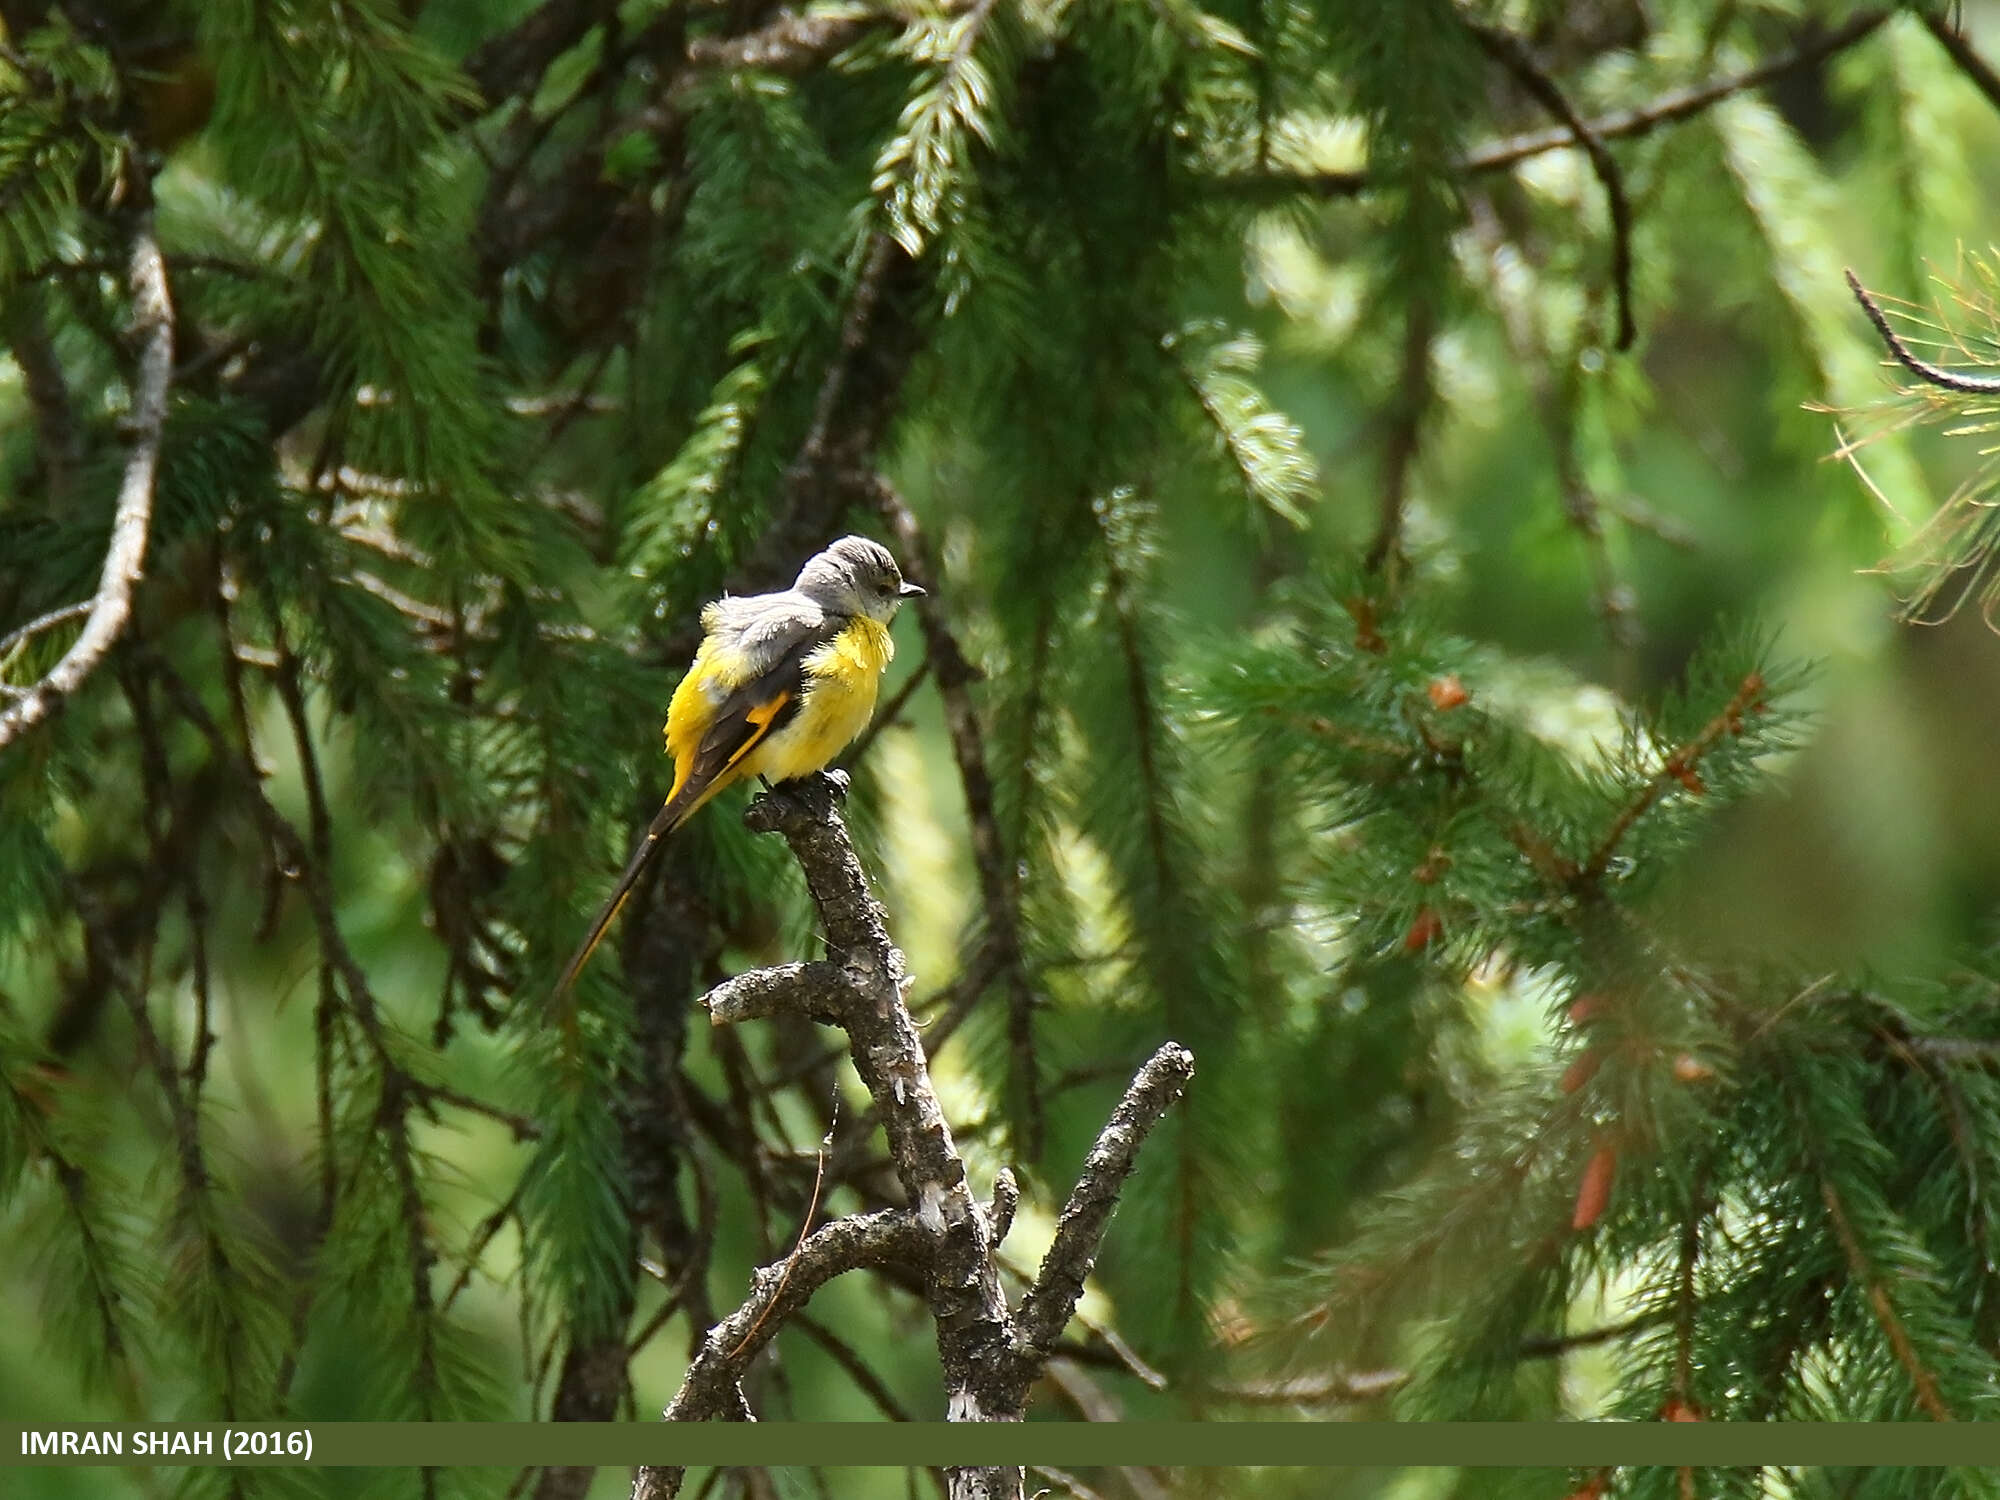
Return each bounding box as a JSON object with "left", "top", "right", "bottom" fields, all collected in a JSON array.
[{"left": 552, "top": 785, "right": 700, "bottom": 1005}]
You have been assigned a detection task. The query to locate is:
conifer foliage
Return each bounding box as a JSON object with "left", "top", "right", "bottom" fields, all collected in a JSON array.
[{"left": 4, "top": 1, "right": 2000, "bottom": 1497}]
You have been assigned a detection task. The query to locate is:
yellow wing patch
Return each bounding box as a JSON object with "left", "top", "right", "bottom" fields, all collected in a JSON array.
[{"left": 724, "top": 691, "right": 793, "bottom": 771}]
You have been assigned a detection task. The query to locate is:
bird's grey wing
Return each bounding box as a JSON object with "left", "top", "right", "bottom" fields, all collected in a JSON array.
[
  {"left": 683, "top": 614, "right": 846, "bottom": 787},
  {"left": 700, "top": 591, "right": 828, "bottom": 684}
]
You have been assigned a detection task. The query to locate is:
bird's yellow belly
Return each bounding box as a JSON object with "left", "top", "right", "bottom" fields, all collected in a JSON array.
[{"left": 742, "top": 618, "right": 892, "bottom": 784}]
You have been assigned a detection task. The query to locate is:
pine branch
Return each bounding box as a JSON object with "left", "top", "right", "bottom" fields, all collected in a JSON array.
[
  {"left": 62, "top": 858, "right": 278, "bottom": 1421},
  {"left": 1579, "top": 672, "right": 1767, "bottom": 883},
  {"left": 1467, "top": 198, "right": 1636, "bottom": 656},
  {"left": 0, "top": 212, "right": 172, "bottom": 749}
]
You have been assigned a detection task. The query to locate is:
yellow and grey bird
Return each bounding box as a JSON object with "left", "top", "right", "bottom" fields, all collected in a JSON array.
[{"left": 554, "top": 535, "right": 924, "bottom": 999}]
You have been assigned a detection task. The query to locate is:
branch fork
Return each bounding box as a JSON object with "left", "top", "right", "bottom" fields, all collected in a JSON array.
[{"left": 636, "top": 772, "right": 1194, "bottom": 1500}]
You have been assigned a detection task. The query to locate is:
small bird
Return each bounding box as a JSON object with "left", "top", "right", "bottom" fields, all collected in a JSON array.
[{"left": 555, "top": 535, "right": 925, "bottom": 999}]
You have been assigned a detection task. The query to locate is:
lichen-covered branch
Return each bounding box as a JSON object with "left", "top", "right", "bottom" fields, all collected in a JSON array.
[{"left": 636, "top": 772, "right": 1194, "bottom": 1500}]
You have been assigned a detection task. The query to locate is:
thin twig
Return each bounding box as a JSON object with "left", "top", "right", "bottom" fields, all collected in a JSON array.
[
  {"left": 1469, "top": 197, "right": 1637, "bottom": 661},
  {"left": 730, "top": 1102, "right": 840, "bottom": 1358},
  {"left": 1846, "top": 268, "right": 2000, "bottom": 395},
  {"left": 0, "top": 600, "right": 94, "bottom": 664},
  {"left": 442, "top": 1188, "right": 528, "bottom": 1314},
  {"left": 1233, "top": 11, "right": 1892, "bottom": 200},
  {"left": 0, "top": 217, "right": 174, "bottom": 750},
  {"left": 1466, "top": 20, "right": 1637, "bottom": 350},
  {"left": 1026, "top": 1470, "right": 1105, "bottom": 1500},
  {"left": 790, "top": 1312, "right": 927, "bottom": 1430},
  {"left": 1516, "top": 1309, "right": 1669, "bottom": 1359},
  {"left": 1918, "top": 9, "right": 2000, "bottom": 114},
  {"left": 1012, "top": 1043, "right": 1197, "bottom": 1364}
]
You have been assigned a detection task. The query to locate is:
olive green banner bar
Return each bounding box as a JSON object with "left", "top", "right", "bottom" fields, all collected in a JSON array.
[{"left": 1, "top": 1423, "right": 1991, "bottom": 1469}]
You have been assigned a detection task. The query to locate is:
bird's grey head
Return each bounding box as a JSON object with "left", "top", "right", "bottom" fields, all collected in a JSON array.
[{"left": 794, "top": 535, "right": 924, "bottom": 622}]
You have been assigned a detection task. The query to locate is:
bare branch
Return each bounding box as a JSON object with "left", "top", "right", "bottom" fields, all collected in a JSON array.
[
  {"left": 0, "top": 217, "right": 174, "bottom": 750},
  {"left": 1818, "top": 1172, "right": 1952, "bottom": 1421},
  {"left": 736, "top": 775, "right": 1020, "bottom": 1421},
  {"left": 633, "top": 1209, "right": 930, "bottom": 1498},
  {"left": 0, "top": 600, "right": 93, "bottom": 663},
  {"left": 1012, "top": 1043, "right": 1196, "bottom": 1364},
  {"left": 706, "top": 961, "right": 858, "bottom": 1027},
  {"left": 645, "top": 775, "right": 1194, "bottom": 1500}
]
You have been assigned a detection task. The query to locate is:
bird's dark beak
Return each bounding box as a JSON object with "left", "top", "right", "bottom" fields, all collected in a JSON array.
[{"left": 898, "top": 580, "right": 926, "bottom": 598}]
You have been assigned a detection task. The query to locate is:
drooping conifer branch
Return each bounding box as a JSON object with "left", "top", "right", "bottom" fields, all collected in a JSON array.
[
  {"left": 1464, "top": 19, "right": 1636, "bottom": 351},
  {"left": 1230, "top": 10, "right": 1891, "bottom": 200},
  {"left": 636, "top": 772, "right": 1193, "bottom": 1500},
  {"left": 1467, "top": 199, "right": 1636, "bottom": 659},
  {"left": 0, "top": 215, "right": 173, "bottom": 750}
]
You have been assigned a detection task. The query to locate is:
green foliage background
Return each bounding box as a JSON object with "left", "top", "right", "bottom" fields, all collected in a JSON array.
[{"left": 4, "top": 1, "right": 2000, "bottom": 1498}]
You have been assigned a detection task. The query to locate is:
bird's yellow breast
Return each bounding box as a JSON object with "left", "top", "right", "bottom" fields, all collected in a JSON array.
[{"left": 741, "top": 616, "right": 895, "bottom": 784}]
